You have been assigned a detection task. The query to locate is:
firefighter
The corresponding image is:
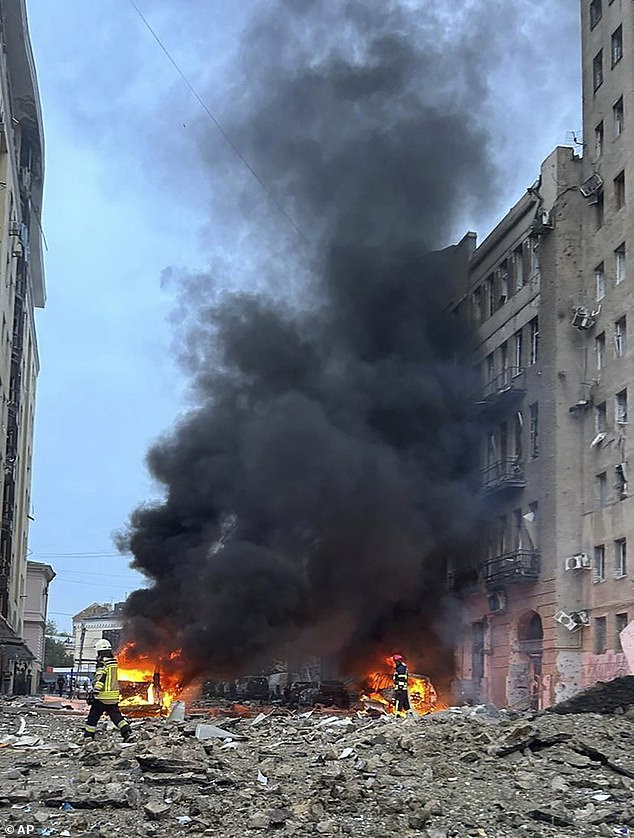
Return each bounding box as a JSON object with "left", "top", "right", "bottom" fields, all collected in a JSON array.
[
  {"left": 84, "top": 639, "right": 133, "bottom": 741},
  {"left": 392, "top": 653, "right": 410, "bottom": 717}
]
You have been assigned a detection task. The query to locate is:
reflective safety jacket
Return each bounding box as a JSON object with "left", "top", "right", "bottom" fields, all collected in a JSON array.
[
  {"left": 393, "top": 661, "right": 409, "bottom": 692},
  {"left": 93, "top": 655, "right": 121, "bottom": 705}
]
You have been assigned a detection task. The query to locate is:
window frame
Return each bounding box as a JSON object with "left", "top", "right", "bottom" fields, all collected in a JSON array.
[
  {"left": 594, "top": 615, "right": 608, "bottom": 654},
  {"left": 614, "top": 537, "right": 627, "bottom": 578},
  {"left": 596, "top": 262, "right": 606, "bottom": 300},
  {"left": 594, "top": 545, "right": 606, "bottom": 583},
  {"left": 611, "top": 24, "right": 623, "bottom": 67},
  {"left": 615, "top": 243, "right": 626, "bottom": 285},
  {"left": 590, "top": 0, "right": 603, "bottom": 29},
  {"left": 613, "top": 96, "right": 624, "bottom": 137},
  {"left": 596, "top": 331, "right": 606, "bottom": 370},
  {"left": 593, "top": 49, "right": 604, "bottom": 91},
  {"left": 615, "top": 316, "right": 627, "bottom": 357}
]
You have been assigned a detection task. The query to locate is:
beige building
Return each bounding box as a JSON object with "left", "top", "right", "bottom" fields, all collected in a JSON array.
[
  {"left": 23, "top": 560, "right": 54, "bottom": 693},
  {"left": 0, "top": 1, "right": 46, "bottom": 694},
  {"left": 72, "top": 602, "right": 125, "bottom": 673},
  {"left": 452, "top": 0, "right": 634, "bottom": 708}
]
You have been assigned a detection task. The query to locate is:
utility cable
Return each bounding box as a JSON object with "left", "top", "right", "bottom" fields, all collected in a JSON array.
[{"left": 127, "top": 0, "right": 306, "bottom": 242}]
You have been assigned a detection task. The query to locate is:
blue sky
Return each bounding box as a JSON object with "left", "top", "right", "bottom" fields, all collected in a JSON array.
[{"left": 25, "top": 0, "right": 581, "bottom": 633}]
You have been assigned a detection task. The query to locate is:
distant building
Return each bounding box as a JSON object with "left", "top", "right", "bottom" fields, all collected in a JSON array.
[
  {"left": 23, "top": 560, "right": 54, "bottom": 693},
  {"left": 0, "top": 1, "right": 46, "bottom": 695},
  {"left": 72, "top": 602, "right": 126, "bottom": 671}
]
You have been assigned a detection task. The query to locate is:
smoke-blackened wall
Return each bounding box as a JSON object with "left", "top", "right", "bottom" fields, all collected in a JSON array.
[{"left": 121, "top": 0, "right": 502, "bottom": 682}]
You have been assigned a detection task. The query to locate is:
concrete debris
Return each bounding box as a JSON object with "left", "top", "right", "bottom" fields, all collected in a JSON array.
[
  {"left": 167, "top": 701, "right": 186, "bottom": 722},
  {"left": 194, "top": 722, "right": 238, "bottom": 741},
  {"left": 1, "top": 695, "right": 634, "bottom": 836}
]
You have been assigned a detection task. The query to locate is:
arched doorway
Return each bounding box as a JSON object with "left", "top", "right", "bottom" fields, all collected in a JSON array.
[{"left": 517, "top": 611, "right": 543, "bottom": 710}]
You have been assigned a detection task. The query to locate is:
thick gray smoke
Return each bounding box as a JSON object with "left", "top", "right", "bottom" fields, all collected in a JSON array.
[{"left": 121, "top": 0, "right": 503, "bottom": 685}]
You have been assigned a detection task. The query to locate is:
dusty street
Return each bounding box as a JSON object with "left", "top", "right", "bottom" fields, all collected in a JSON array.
[{"left": 1, "top": 694, "right": 634, "bottom": 838}]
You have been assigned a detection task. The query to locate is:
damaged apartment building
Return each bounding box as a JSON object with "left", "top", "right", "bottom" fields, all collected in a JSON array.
[
  {"left": 451, "top": 0, "right": 634, "bottom": 710},
  {"left": 0, "top": 1, "right": 46, "bottom": 693}
]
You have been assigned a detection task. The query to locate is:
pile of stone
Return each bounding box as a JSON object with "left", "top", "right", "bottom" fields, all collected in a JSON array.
[{"left": 1, "top": 697, "right": 634, "bottom": 837}]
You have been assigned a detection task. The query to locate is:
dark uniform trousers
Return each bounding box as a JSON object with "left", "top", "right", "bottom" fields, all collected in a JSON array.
[
  {"left": 394, "top": 663, "right": 410, "bottom": 714},
  {"left": 85, "top": 699, "right": 128, "bottom": 733}
]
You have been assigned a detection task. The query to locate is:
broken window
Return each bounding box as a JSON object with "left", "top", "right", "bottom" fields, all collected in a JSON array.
[
  {"left": 529, "top": 237, "right": 540, "bottom": 276},
  {"left": 594, "top": 545, "right": 606, "bottom": 583},
  {"left": 593, "top": 50, "right": 603, "bottom": 91},
  {"left": 613, "top": 96, "right": 624, "bottom": 137},
  {"left": 614, "top": 538, "right": 627, "bottom": 577},
  {"left": 486, "top": 275, "right": 495, "bottom": 317},
  {"left": 615, "top": 612, "right": 628, "bottom": 652},
  {"left": 472, "top": 287, "right": 482, "bottom": 323},
  {"left": 596, "top": 332, "right": 606, "bottom": 370},
  {"left": 596, "top": 401, "right": 607, "bottom": 433},
  {"left": 611, "top": 25, "right": 623, "bottom": 66},
  {"left": 594, "top": 616, "right": 607, "bottom": 654},
  {"left": 529, "top": 318, "right": 539, "bottom": 365},
  {"left": 498, "top": 262, "right": 509, "bottom": 306},
  {"left": 513, "top": 330, "right": 523, "bottom": 371},
  {"left": 512, "top": 246, "right": 524, "bottom": 291},
  {"left": 529, "top": 402, "right": 539, "bottom": 459},
  {"left": 590, "top": 0, "right": 602, "bottom": 28},
  {"left": 615, "top": 462, "right": 628, "bottom": 499},
  {"left": 615, "top": 388, "right": 628, "bottom": 425},
  {"left": 614, "top": 171, "right": 625, "bottom": 210},
  {"left": 597, "top": 472, "right": 608, "bottom": 507},
  {"left": 615, "top": 243, "right": 626, "bottom": 285},
  {"left": 615, "top": 317, "right": 627, "bottom": 356},
  {"left": 500, "top": 341, "right": 508, "bottom": 380},
  {"left": 595, "top": 262, "right": 606, "bottom": 300},
  {"left": 486, "top": 353, "right": 495, "bottom": 384},
  {"left": 595, "top": 121, "right": 604, "bottom": 157}
]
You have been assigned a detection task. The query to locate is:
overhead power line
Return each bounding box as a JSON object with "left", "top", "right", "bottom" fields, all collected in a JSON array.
[{"left": 127, "top": 0, "right": 305, "bottom": 242}]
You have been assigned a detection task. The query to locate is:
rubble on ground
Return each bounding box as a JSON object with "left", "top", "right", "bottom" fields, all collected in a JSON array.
[
  {"left": 1, "top": 695, "right": 634, "bottom": 837},
  {"left": 548, "top": 676, "right": 634, "bottom": 716}
]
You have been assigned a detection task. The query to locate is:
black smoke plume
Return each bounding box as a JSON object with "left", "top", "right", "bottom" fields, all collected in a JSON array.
[{"left": 120, "top": 0, "right": 501, "bottom": 686}]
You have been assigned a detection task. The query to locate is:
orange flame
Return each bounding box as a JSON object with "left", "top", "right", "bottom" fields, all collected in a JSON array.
[
  {"left": 360, "top": 657, "right": 440, "bottom": 716},
  {"left": 117, "top": 642, "right": 183, "bottom": 711}
]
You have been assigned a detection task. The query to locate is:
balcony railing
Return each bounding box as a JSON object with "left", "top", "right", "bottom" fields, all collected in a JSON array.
[
  {"left": 481, "top": 458, "right": 526, "bottom": 494},
  {"left": 483, "top": 549, "right": 540, "bottom": 588},
  {"left": 478, "top": 367, "right": 526, "bottom": 407}
]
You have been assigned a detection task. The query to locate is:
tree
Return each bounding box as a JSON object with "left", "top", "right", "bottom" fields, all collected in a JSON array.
[{"left": 44, "top": 620, "right": 73, "bottom": 668}]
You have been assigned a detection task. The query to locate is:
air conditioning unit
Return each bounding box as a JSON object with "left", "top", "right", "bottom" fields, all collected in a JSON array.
[
  {"left": 487, "top": 590, "right": 507, "bottom": 614},
  {"left": 571, "top": 305, "right": 600, "bottom": 330},
  {"left": 572, "top": 610, "right": 590, "bottom": 626},
  {"left": 532, "top": 209, "right": 554, "bottom": 231},
  {"left": 564, "top": 553, "right": 591, "bottom": 571},
  {"left": 555, "top": 610, "right": 581, "bottom": 631},
  {"left": 579, "top": 173, "right": 603, "bottom": 198}
]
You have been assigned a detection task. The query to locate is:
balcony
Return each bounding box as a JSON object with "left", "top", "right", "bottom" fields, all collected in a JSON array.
[
  {"left": 483, "top": 549, "right": 540, "bottom": 589},
  {"left": 481, "top": 458, "right": 526, "bottom": 495},
  {"left": 477, "top": 367, "right": 526, "bottom": 411}
]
